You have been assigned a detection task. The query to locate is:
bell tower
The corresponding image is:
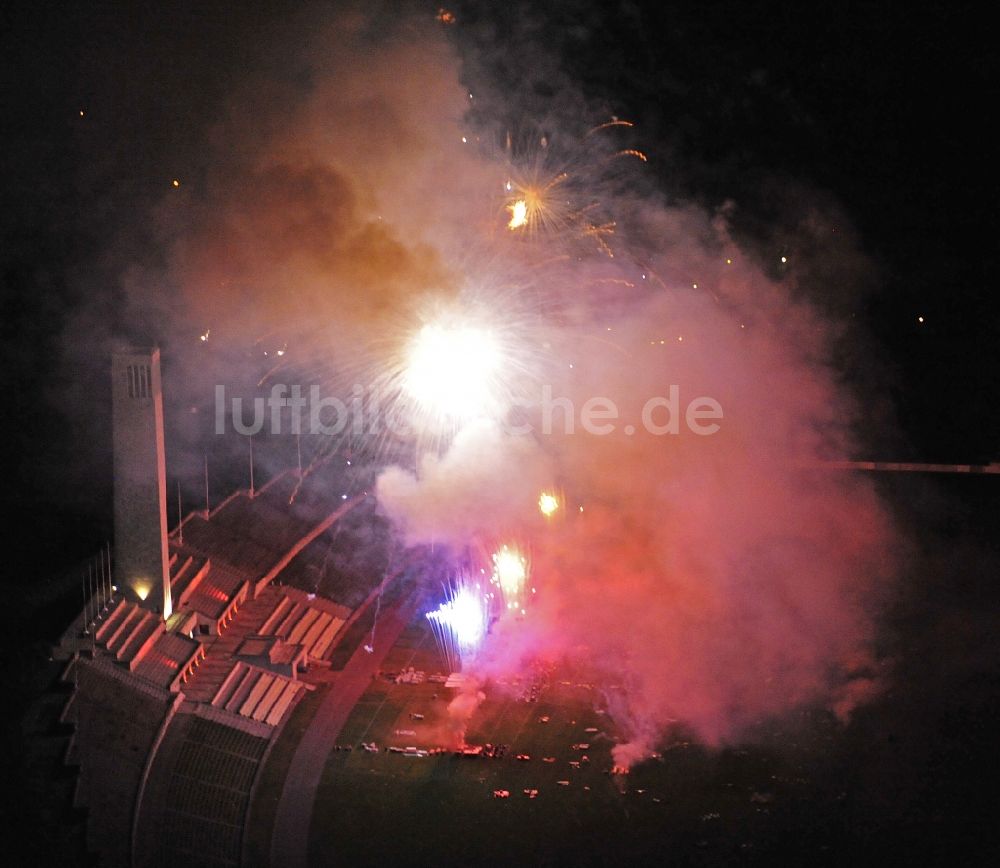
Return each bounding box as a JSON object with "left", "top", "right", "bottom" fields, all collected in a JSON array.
[{"left": 111, "top": 347, "right": 172, "bottom": 618}]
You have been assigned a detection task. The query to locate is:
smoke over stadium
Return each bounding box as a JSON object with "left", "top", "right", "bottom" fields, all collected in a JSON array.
[
  {"left": 13, "top": 2, "right": 1000, "bottom": 865},
  {"left": 55, "top": 2, "right": 899, "bottom": 764}
]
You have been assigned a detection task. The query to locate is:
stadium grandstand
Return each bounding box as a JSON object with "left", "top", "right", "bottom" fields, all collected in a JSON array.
[{"left": 44, "top": 349, "right": 388, "bottom": 867}]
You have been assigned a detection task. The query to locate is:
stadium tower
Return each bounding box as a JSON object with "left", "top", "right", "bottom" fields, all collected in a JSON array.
[{"left": 111, "top": 347, "right": 172, "bottom": 618}]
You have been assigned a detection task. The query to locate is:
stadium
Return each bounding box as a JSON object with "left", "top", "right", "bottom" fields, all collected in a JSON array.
[{"left": 5, "top": 4, "right": 999, "bottom": 867}]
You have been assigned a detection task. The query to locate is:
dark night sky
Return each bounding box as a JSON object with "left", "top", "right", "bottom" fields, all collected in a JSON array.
[{"left": 1, "top": 1, "right": 998, "bottom": 860}]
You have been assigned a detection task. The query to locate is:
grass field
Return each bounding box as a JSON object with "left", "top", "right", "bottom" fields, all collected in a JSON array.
[{"left": 303, "top": 616, "right": 865, "bottom": 866}]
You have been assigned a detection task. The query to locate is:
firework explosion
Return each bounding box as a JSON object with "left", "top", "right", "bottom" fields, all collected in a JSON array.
[
  {"left": 490, "top": 543, "right": 530, "bottom": 614},
  {"left": 95, "top": 5, "right": 898, "bottom": 764},
  {"left": 425, "top": 577, "right": 490, "bottom": 672},
  {"left": 537, "top": 491, "right": 559, "bottom": 517},
  {"left": 403, "top": 321, "right": 501, "bottom": 422}
]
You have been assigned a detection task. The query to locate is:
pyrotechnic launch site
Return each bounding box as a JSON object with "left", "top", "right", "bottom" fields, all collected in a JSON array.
[
  {"left": 30, "top": 345, "right": 665, "bottom": 867},
  {"left": 5, "top": 2, "right": 998, "bottom": 866},
  {"left": 26, "top": 340, "right": 997, "bottom": 868},
  {"left": 35, "top": 347, "right": 651, "bottom": 867}
]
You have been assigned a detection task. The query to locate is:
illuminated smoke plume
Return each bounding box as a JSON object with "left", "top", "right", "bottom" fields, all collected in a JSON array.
[
  {"left": 88, "top": 4, "right": 898, "bottom": 760},
  {"left": 99, "top": 6, "right": 494, "bottom": 434},
  {"left": 445, "top": 684, "right": 487, "bottom": 749}
]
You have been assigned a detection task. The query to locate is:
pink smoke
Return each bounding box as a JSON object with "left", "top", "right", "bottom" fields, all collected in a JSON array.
[
  {"left": 99, "top": 6, "right": 899, "bottom": 760},
  {"left": 445, "top": 684, "right": 487, "bottom": 748}
]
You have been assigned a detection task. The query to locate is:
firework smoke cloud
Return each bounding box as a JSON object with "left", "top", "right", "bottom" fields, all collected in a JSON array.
[{"left": 88, "top": 3, "right": 899, "bottom": 763}]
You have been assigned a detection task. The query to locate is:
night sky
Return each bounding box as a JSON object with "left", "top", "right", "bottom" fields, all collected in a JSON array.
[{"left": 2, "top": 1, "right": 998, "bottom": 863}]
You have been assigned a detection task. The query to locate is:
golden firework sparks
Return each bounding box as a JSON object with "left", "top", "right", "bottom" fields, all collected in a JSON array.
[
  {"left": 508, "top": 199, "right": 528, "bottom": 229},
  {"left": 538, "top": 491, "right": 559, "bottom": 517}
]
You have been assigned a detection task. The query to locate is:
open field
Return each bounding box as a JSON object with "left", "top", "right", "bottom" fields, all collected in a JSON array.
[{"left": 302, "top": 617, "right": 891, "bottom": 867}]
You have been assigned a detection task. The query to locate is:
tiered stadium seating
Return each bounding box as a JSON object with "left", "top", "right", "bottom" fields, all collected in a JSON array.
[
  {"left": 263, "top": 593, "right": 346, "bottom": 661},
  {"left": 61, "top": 659, "right": 171, "bottom": 868},
  {"left": 136, "top": 714, "right": 269, "bottom": 868},
  {"left": 208, "top": 660, "right": 305, "bottom": 726}
]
